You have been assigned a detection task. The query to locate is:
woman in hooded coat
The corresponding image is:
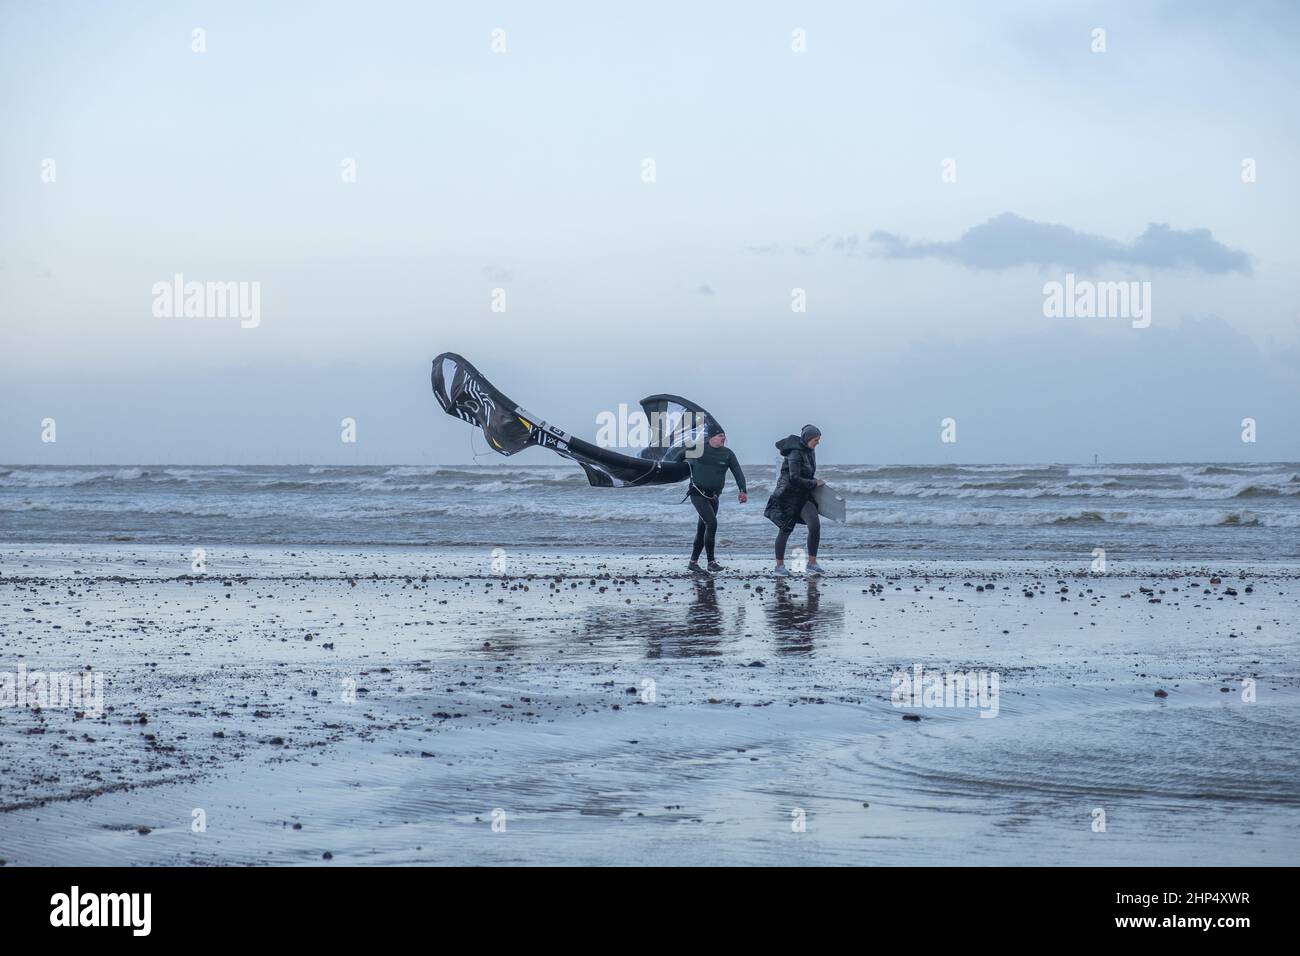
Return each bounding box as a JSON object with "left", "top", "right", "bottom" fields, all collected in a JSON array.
[{"left": 764, "top": 424, "right": 826, "bottom": 576}]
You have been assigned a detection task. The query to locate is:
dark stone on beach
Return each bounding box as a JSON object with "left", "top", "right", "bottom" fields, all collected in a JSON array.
[
  {"left": 748, "top": 660, "right": 766, "bottom": 668},
  {"left": 136, "top": 826, "right": 151, "bottom": 835},
  {"left": 322, "top": 851, "right": 333, "bottom": 860},
  {"left": 1154, "top": 689, "right": 1169, "bottom": 698},
  {"left": 902, "top": 713, "right": 921, "bottom": 721}
]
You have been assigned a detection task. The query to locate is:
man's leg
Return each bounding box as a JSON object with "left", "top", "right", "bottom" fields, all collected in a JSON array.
[
  {"left": 690, "top": 519, "right": 706, "bottom": 563},
  {"left": 689, "top": 491, "right": 716, "bottom": 563},
  {"left": 703, "top": 496, "right": 720, "bottom": 562}
]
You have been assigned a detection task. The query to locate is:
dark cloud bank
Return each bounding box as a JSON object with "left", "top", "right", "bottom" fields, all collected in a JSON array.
[{"left": 757, "top": 213, "right": 1252, "bottom": 275}]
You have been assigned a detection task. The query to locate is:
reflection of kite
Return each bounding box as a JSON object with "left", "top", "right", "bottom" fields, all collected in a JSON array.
[{"left": 431, "top": 353, "right": 720, "bottom": 488}]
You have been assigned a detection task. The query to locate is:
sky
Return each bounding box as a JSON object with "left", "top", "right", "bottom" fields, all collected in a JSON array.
[{"left": 2, "top": 0, "right": 1298, "bottom": 465}]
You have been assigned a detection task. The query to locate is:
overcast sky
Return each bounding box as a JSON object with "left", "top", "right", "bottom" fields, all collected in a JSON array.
[{"left": 2, "top": 0, "right": 1297, "bottom": 465}]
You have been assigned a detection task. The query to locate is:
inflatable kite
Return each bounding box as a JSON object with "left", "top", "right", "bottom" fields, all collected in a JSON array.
[{"left": 431, "top": 352, "right": 720, "bottom": 487}]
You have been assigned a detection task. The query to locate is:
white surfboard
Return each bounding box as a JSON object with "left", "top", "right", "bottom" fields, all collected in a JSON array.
[{"left": 812, "top": 484, "right": 847, "bottom": 522}]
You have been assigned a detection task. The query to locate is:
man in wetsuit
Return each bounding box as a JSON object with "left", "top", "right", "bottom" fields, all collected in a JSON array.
[{"left": 685, "top": 426, "right": 747, "bottom": 574}]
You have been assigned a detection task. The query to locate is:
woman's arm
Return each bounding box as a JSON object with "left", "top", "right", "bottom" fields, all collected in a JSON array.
[{"left": 786, "top": 450, "right": 818, "bottom": 490}]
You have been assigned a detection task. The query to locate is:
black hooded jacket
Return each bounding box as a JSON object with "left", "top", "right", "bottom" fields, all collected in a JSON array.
[{"left": 764, "top": 434, "right": 818, "bottom": 531}]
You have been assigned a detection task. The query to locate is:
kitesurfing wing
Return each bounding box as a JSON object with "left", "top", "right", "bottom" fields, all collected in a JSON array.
[
  {"left": 431, "top": 353, "right": 709, "bottom": 487},
  {"left": 636, "top": 394, "right": 718, "bottom": 465}
]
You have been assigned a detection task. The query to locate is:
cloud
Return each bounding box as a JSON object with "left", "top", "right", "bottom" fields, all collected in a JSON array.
[
  {"left": 694, "top": 283, "right": 716, "bottom": 295},
  {"left": 867, "top": 213, "right": 1251, "bottom": 274}
]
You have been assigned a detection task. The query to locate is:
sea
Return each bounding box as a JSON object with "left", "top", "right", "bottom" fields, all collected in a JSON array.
[{"left": 2, "top": 462, "right": 1297, "bottom": 561}]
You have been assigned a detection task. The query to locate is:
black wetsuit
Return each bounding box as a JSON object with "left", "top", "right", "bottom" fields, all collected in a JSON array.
[{"left": 687, "top": 444, "right": 747, "bottom": 563}]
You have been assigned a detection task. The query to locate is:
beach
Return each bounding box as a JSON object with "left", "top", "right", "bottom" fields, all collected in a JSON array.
[
  {"left": 2, "top": 543, "right": 1297, "bottom": 866},
  {"left": 3, "top": 0, "right": 1297, "bottom": 916}
]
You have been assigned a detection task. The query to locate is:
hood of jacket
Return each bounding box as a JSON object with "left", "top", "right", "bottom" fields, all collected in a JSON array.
[{"left": 775, "top": 434, "right": 806, "bottom": 453}]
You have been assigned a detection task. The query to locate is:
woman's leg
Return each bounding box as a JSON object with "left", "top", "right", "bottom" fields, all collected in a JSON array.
[
  {"left": 802, "top": 501, "right": 821, "bottom": 558},
  {"left": 775, "top": 525, "right": 793, "bottom": 563}
]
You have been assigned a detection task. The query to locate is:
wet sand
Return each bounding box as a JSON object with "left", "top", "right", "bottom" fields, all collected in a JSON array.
[{"left": 1, "top": 545, "right": 1297, "bottom": 865}]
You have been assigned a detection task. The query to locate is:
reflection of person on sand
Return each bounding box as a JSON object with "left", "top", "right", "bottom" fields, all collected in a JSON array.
[
  {"left": 684, "top": 577, "right": 723, "bottom": 639},
  {"left": 765, "top": 425, "right": 825, "bottom": 576},
  {"left": 645, "top": 578, "right": 731, "bottom": 659},
  {"left": 765, "top": 579, "right": 841, "bottom": 653},
  {"left": 684, "top": 426, "right": 748, "bottom": 575}
]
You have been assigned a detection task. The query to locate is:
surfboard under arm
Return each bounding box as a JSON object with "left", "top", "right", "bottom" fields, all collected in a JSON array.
[{"left": 811, "top": 483, "right": 847, "bottom": 522}]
